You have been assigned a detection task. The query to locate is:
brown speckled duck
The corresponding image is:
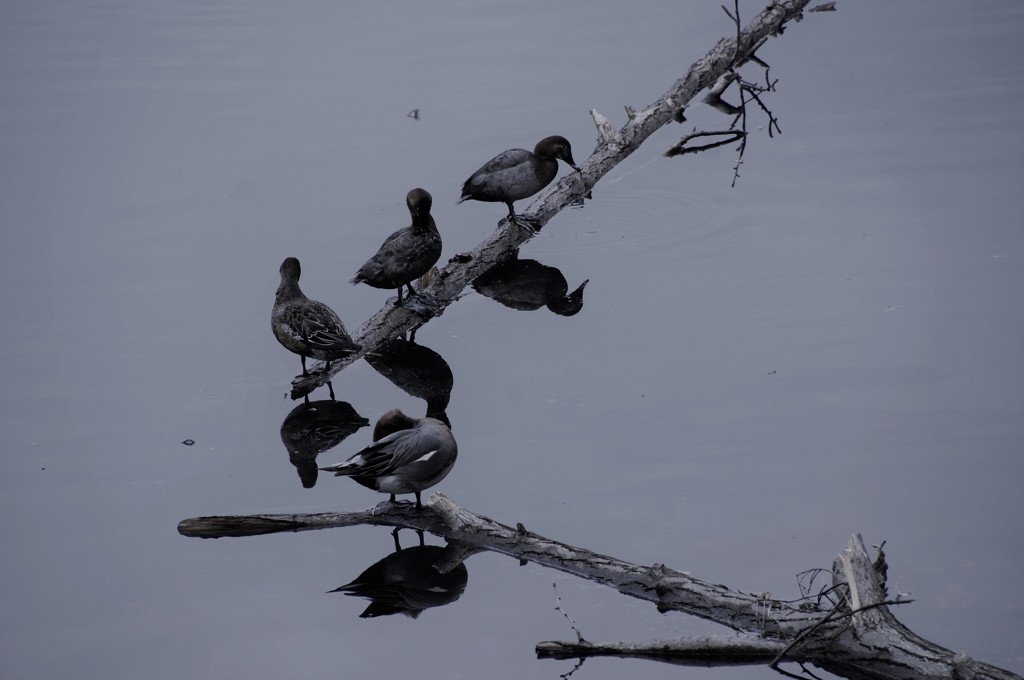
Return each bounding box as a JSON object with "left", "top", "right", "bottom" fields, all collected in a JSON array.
[{"left": 272, "top": 257, "right": 360, "bottom": 375}]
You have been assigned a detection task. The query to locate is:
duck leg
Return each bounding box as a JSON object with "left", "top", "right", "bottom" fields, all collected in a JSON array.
[
  {"left": 400, "top": 288, "right": 440, "bottom": 315},
  {"left": 391, "top": 527, "right": 402, "bottom": 551}
]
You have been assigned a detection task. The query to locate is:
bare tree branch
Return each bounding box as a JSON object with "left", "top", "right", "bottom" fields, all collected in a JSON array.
[
  {"left": 178, "top": 495, "right": 1021, "bottom": 680},
  {"left": 289, "top": 0, "right": 816, "bottom": 399}
]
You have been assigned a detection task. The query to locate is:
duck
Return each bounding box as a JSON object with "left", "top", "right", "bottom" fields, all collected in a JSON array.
[
  {"left": 459, "top": 135, "right": 580, "bottom": 226},
  {"left": 351, "top": 188, "right": 442, "bottom": 305},
  {"left": 272, "top": 257, "right": 360, "bottom": 375},
  {"left": 319, "top": 408, "right": 457, "bottom": 508}
]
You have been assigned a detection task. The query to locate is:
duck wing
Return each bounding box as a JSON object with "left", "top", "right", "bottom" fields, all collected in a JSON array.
[
  {"left": 472, "top": 148, "right": 531, "bottom": 176},
  {"left": 295, "top": 302, "right": 356, "bottom": 351},
  {"left": 355, "top": 425, "right": 447, "bottom": 475},
  {"left": 461, "top": 148, "right": 532, "bottom": 196},
  {"left": 351, "top": 228, "right": 416, "bottom": 284}
]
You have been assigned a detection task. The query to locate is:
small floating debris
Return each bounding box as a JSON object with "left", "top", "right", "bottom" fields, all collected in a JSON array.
[
  {"left": 182, "top": 439, "right": 195, "bottom": 446},
  {"left": 407, "top": 109, "right": 420, "bottom": 120}
]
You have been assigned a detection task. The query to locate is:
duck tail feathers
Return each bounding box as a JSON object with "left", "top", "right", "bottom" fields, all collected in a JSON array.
[{"left": 319, "top": 460, "right": 357, "bottom": 475}]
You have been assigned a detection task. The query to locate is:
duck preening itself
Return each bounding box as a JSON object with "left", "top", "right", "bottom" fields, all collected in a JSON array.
[
  {"left": 319, "top": 409, "right": 457, "bottom": 508},
  {"left": 351, "top": 188, "right": 442, "bottom": 305}
]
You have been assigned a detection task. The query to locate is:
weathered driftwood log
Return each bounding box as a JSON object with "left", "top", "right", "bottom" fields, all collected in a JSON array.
[
  {"left": 289, "top": 0, "right": 815, "bottom": 399},
  {"left": 178, "top": 494, "right": 1021, "bottom": 680},
  {"left": 177, "top": 501, "right": 447, "bottom": 539}
]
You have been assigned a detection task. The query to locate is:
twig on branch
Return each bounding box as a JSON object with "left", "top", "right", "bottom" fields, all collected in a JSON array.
[
  {"left": 737, "top": 75, "right": 782, "bottom": 137},
  {"left": 670, "top": 3, "right": 784, "bottom": 187},
  {"left": 664, "top": 130, "right": 746, "bottom": 157},
  {"left": 724, "top": 0, "right": 742, "bottom": 64},
  {"left": 722, "top": 2, "right": 739, "bottom": 27}
]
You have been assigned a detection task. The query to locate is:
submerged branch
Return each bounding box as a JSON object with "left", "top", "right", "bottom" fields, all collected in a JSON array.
[
  {"left": 536, "top": 636, "right": 786, "bottom": 666},
  {"left": 179, "top": 495, "right": 1021, "bottom": 680}
]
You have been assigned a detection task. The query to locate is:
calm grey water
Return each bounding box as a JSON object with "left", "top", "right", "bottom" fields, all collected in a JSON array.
[{"left": 2, "top": 1, "right": 1022, "bottom": 678}]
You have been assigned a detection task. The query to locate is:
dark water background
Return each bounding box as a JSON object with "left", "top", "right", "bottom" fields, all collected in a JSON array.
[{"left": 2, "top": 1, "right": 1022, "bottom": 678}]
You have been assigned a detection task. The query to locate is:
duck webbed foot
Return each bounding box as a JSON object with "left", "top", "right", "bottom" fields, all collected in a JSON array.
[{"left": 401, "top": 291, "right": 441, "bottom": 316}]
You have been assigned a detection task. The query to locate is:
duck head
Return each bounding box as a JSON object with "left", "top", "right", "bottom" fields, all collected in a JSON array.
[
  {"left": 406, "top": 188, "right": 433, "bottom": 219},
  {"left": 535, "top": 135, "right": 580, "bottom": 171},
  {"left": 280, "top": 256, "right": 301, "bottom": 282}
]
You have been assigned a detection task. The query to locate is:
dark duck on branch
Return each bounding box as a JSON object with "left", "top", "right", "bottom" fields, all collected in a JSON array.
[
  {"left": 459, "top": 135, "right": 580, "bottom": 227},
  {"left": 351, "top": 188, "right": 442, "bottom": 305}
]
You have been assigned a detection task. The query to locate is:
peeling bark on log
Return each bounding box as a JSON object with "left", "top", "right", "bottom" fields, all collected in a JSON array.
[
  {"left": 289, "top": 0, "right": 815, "bottom": 399},
  {"left": 178, "top": 495, "right": 1021, "bottom": 680}
]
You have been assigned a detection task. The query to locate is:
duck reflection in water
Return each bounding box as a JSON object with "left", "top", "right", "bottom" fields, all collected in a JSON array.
[
  {"left": 280, "top": 397, "right": 370, "bottom": 488},
  {"left": 472, "top": 249, "right": 589, "bottom": 316},
  {"left": 319, "top": 409, "right": 457, "bottom": 508},
  {"left": 331, "top": 529, "right": 468, "bottom": 619},
  {"left": 364, "top": 333, "right": 453, "bottom": 426}
]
